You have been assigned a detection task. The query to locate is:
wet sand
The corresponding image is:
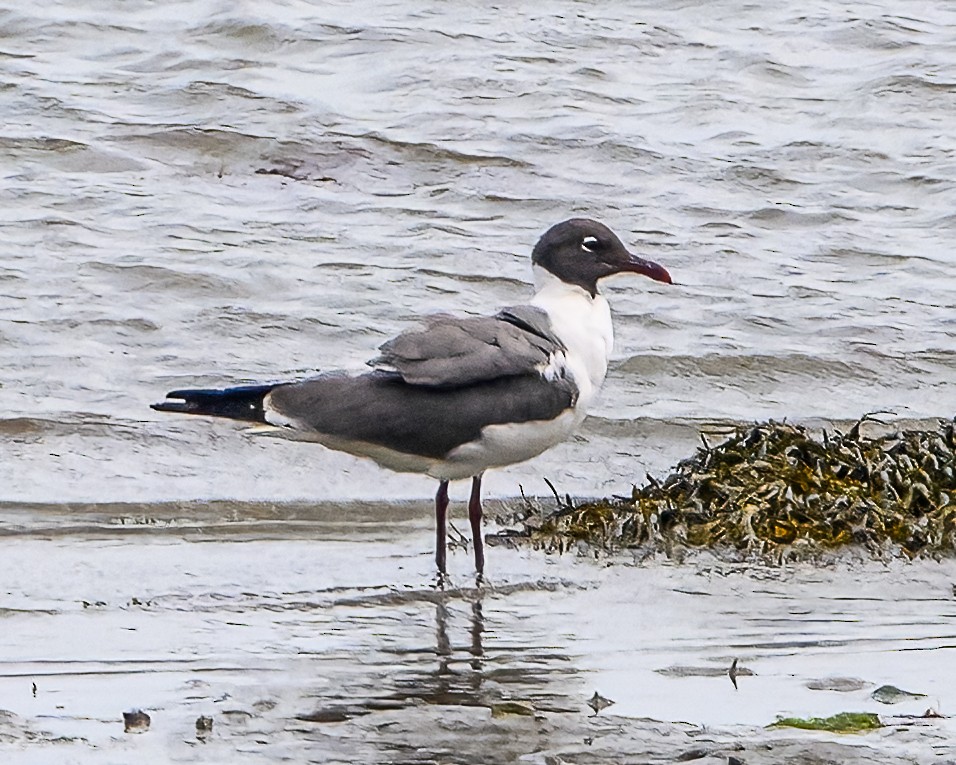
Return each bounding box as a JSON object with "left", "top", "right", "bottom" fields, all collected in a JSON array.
[{"left": 2, "top": 501, "right": 955, "bottom": 763}]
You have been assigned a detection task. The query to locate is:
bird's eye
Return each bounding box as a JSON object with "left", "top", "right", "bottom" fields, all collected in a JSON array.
[{"left": 581, "top": 236, "right": 601, "bottom": 252}]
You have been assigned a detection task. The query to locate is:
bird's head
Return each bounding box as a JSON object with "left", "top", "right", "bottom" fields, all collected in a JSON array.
[{"left": 532, "top": 218, "right": 672, "bottom": 295}]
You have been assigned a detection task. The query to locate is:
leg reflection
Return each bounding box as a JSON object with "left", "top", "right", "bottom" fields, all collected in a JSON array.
[
  {"left": 469, "top": 599, "right": 484, "bottom": 672},
  {"left": 430, "top": 594, "right": 487, "bottom": 703}
]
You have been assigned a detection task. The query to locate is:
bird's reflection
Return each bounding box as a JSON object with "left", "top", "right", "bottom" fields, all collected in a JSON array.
[
  {"left": 429, "top": 592, "right": 486, "bottom": 704},
  {"left": 291, "top": 584, "right": 580, "bottom": 764},
  {"left": 395, "top": 586, "right": 574, "bottom": 711},
  {"left": 432, "top": 595, "right": 487, "bottom": 694},
  {"left": 295, "top": 583, "right": 575, "bottom": 727}
]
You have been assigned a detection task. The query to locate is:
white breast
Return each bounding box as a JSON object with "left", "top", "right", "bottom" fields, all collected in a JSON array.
[{"left": 529, "top": 266, "right": 614, "bottom": 421}]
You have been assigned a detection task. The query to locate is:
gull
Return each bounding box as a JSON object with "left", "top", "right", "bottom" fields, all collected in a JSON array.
[{"left": 152, "top": 219, "right": 672, "bottom": 576}]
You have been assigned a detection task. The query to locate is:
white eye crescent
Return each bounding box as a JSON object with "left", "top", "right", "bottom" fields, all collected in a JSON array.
[{"left": 581, "top": 236, "right": 599, "bottom": 252}]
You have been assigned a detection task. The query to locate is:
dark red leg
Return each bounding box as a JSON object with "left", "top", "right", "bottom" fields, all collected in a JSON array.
[
  {"left": 435, "top": 480, "right": 449, "bottom": 575},
  {"left": 468, "top": 474, "right": 485, "bottom": 575}
]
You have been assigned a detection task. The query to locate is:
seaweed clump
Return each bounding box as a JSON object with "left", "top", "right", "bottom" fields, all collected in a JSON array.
[
  {"left": 522, "top": 417, "right": 956, "bottom": 560},
  {"left": 769, "top": 712, "right": 882, "bottom": 733}
]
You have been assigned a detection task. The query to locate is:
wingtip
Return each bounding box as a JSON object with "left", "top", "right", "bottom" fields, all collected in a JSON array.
[
  {"left": 151, "top": 389, "right": 194, "bottom": 412},
  {"left": 150, "top": 398, "right": 190, "bottom": 413}
]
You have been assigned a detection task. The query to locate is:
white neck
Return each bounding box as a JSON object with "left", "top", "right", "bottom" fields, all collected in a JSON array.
[{"left": 532, "top": 264, "right": 583, "bottom": 295}]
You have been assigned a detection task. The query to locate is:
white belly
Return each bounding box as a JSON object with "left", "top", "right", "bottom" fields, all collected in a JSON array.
[
  {"left": 249, "top": 410, "right": 580, "bottom": 482},
  {"left": 434, "top": 410, "right": 579, "bottom": 480}
]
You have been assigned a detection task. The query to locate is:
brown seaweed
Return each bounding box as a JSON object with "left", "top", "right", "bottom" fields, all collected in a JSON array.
[{"left": 516, "top": 417, "right": 956, "bottom": 560}]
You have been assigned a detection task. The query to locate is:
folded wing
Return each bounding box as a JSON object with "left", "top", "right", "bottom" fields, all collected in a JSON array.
[{"left": 370, "top": 306, "right": 565, "bottom": 387}]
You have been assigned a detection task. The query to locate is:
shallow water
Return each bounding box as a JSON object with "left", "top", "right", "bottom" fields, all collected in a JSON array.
[
  {"left": 1, "top": 508, "right": 955, "bottom": 762},
  {"left": 2, "top": 0, "right": 955, "bottom": 503}
]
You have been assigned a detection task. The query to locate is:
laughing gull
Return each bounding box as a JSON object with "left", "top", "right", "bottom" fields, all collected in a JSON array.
[{"left": 151, "top": 219, "right": 672, "bottom": 576}]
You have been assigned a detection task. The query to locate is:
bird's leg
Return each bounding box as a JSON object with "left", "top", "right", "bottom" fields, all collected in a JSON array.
[
  {"left": 469, "top": 474, "right": 485, "bottom": 577},
  {"left": 435, "top": 480, "right": 450, "bottom": 575}
]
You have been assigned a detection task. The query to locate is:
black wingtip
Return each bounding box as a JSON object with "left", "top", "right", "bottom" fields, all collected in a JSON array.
[
  {"left": 151, "top": 389, "right": 205, "bottom": 413},
  {"left": 150, "top": 399, "right": 191, "bottom": 413},
  {"left": 150, "top": 384, "right": 277, "bottom": 422}
]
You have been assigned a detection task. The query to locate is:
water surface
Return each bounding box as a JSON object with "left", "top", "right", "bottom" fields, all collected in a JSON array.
[{"left": 2, "top": 0, "right": 954, "bottom": 503}]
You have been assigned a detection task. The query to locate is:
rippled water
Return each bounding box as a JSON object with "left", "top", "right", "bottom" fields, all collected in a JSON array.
[{"left": 2, "top": 0, "right": 954, "bottom": 502}]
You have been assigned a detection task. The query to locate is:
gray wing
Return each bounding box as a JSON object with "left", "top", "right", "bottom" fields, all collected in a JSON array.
[
  {"left": 369, "top": 306, "right": 565, "bottom": 388},
  {"left": 266, "top": 370, "right": 577, "bottom": 459}
]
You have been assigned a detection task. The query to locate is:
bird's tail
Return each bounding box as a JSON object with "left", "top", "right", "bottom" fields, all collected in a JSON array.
[{"left": 151, "top": 384, "right": 278, "bottom": 423}]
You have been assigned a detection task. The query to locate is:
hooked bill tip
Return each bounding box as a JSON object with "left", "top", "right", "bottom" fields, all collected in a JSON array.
[
  {"left": 651, "top": 264, "right": 673, "bottom": 285},
  {"left": 624, "top": 253, "right": 672, "bottom": 284}
]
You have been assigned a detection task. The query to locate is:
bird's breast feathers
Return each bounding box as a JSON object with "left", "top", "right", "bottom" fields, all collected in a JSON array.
[{"left": 530, "top": 268, "right": 614, "bottom": 406}]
